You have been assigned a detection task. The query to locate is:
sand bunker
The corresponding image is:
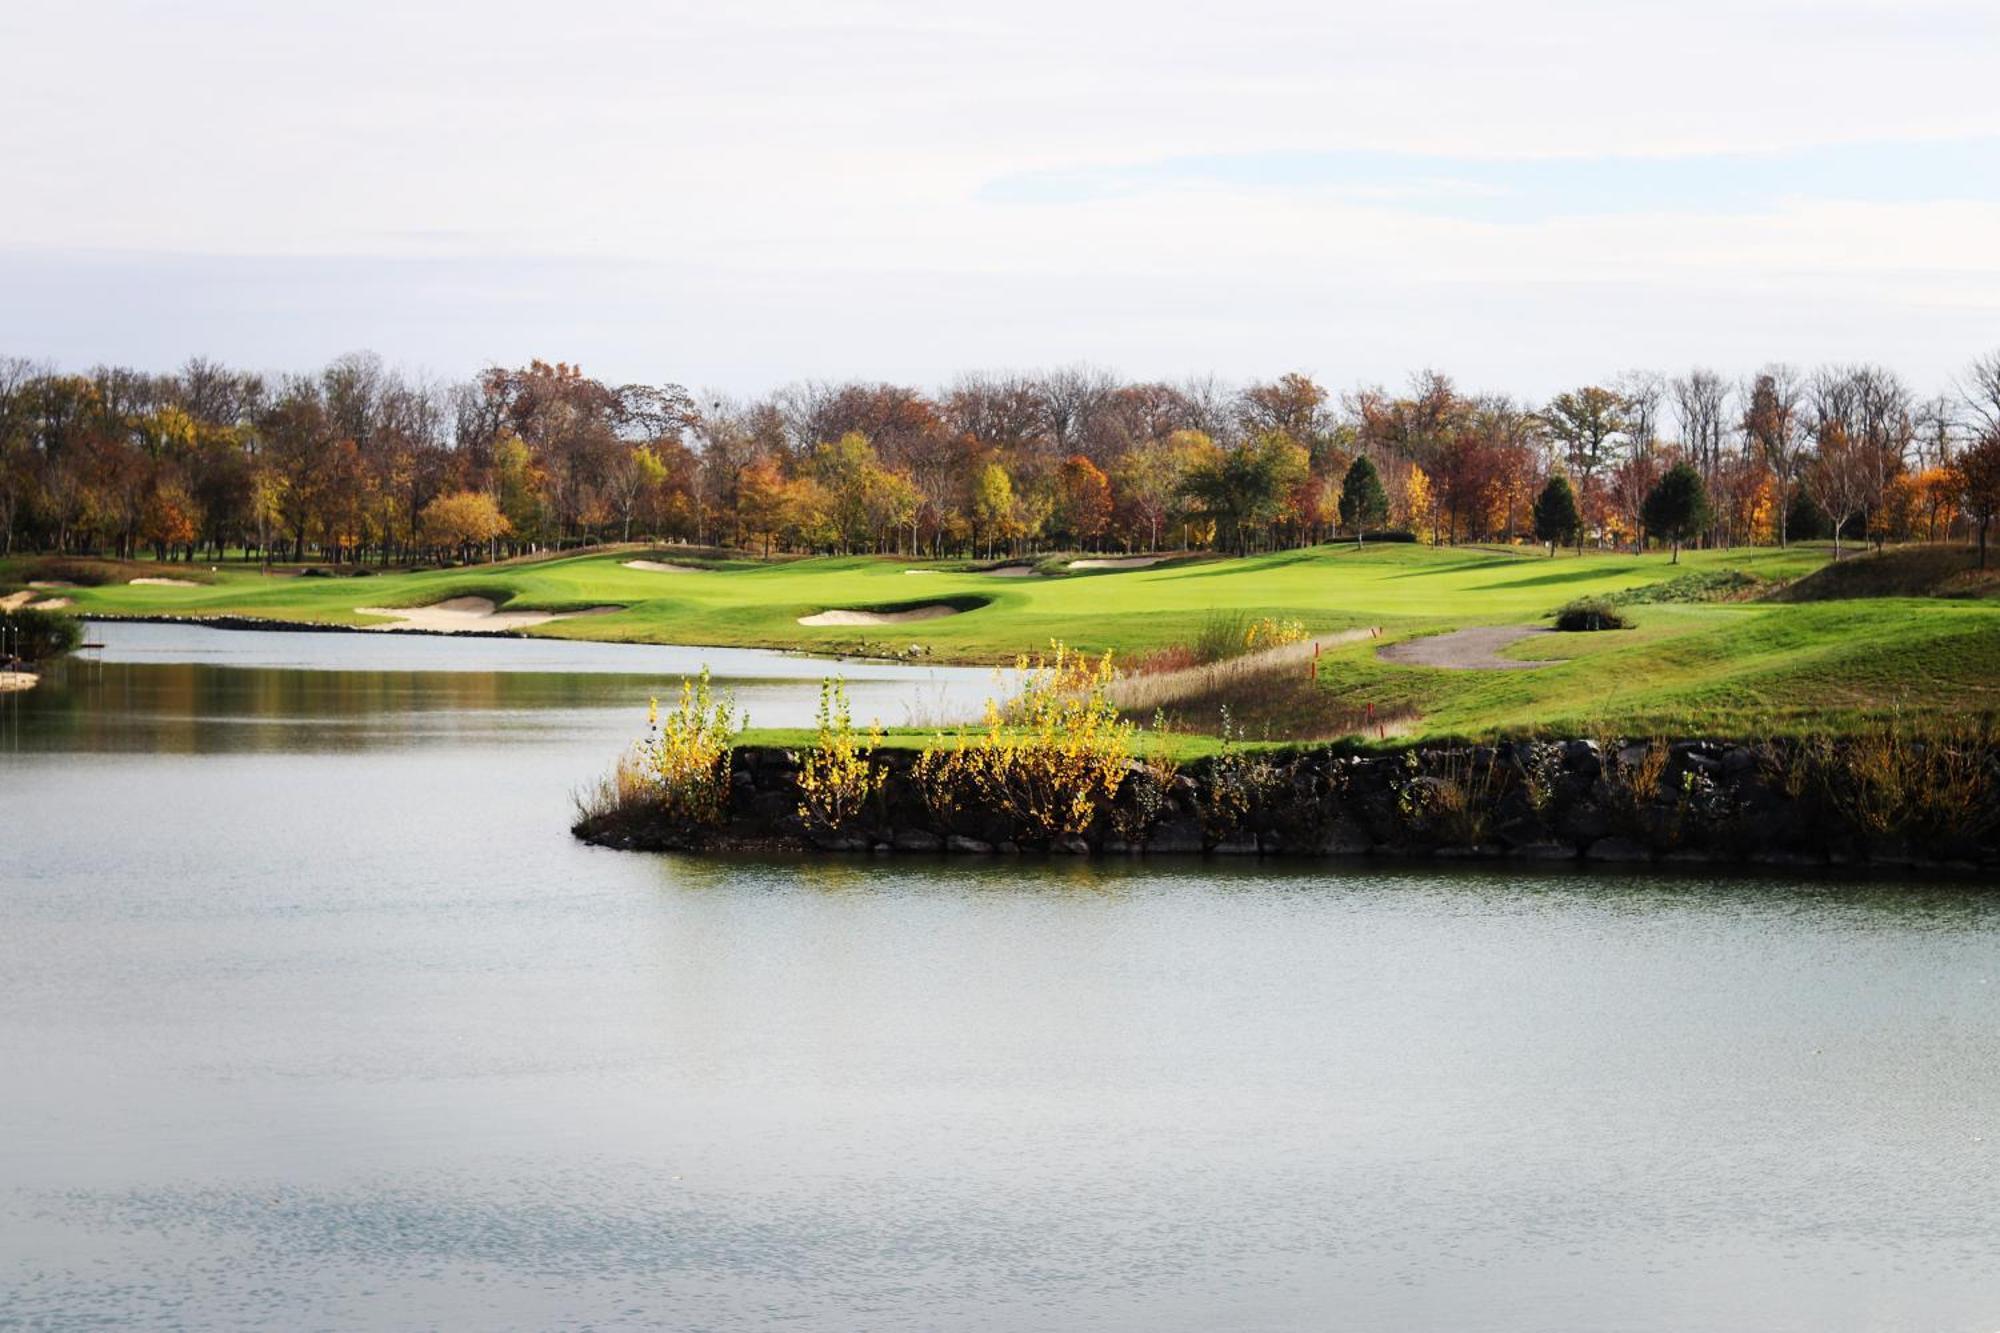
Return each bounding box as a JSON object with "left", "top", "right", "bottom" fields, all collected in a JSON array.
[
  {"left": 2, "top": 592, "right": 73, "bottom": 611},
  {"left": 981, "top": 565, "right": 1037, "bottom": 577},
  {"left": 621, "top": 560, "right": 705, "bottom": 574},
  {"left": 0, "top": 671, "right": 38, "bottom": 693},
  {"left": 129, "top": 576, "right": 199, "bottom": 587},
  {"left": 1068, "top": 555, "right": 1167, "bottom": 570},
  {"left": 357, "top": 596, "right": 620, "bottom": 633},
  {"left": 27, "top": 580, "right": 75, "bottom": 589},
  {"left": 1378, "top": 626, "right": 1557, "bottom": 670},
  {"left": 798, "top": 604, "right": 964, "bottom": 627}
]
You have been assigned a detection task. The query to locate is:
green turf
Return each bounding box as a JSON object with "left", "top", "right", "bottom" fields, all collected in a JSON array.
[{"left": 15, "top": 541, "right": 1993, "bottom": 740}]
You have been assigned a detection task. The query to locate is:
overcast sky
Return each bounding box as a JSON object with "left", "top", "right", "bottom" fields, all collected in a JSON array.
[{"left": 4, "top": 0, "right": 1998, "bottom": 398}]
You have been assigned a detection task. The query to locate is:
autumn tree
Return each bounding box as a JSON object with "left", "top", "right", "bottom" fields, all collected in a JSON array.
[
  {"left": 1540, "top": 387, "right": 1627, "bottom": 498},
  {"left": 970, "top": 462, "right": 1019, "bottom": 558},
  {"left": 1742, "top": 367, "right": 1807, "bottom": 546},
  {"left": 1052, "top": 454, "right": 1113, "bottom": 549},
  {"left": 421, "top": 490, "right": 511, "bottom": 561}
]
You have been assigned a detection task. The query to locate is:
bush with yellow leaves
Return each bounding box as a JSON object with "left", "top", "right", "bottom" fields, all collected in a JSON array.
[
  {"left": 797, "top": 678, "right": 886, "bottom": 837},
  {"left": 916, "top": 641, "right": 1133, "bottom": 846},
  {"left": 1243, "top": 616, "right": 1308, "bottom": 652},
  {"left": 623, "top": 667, "right": 740, "bottom": 832}
]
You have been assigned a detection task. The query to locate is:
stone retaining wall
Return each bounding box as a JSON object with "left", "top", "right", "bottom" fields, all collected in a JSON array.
[{"left": 575, "top": 739, "right": 2000, "bottom": 873}]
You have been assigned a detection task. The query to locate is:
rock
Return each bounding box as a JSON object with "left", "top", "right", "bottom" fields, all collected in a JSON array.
[
  {"left": 1681, "top": 753, "right": 1721, "bottom": 778},
  {"left": 1147, "top": 820, "right": 1203, "bottom": 854},
  {"left": 1210, "top": 838, "right": 1260, "bottom": 856},
  {"left": 1513, "top": 841, "right": 1578, "bottom": 861},
  {"left": 946, "top": 835, "right": 993, "bottom": 855},
  {"left": 1556, "top": 803, "right": 1611, "bottom": 844},
  {"left": 893, "top": 829, "right": 943, "bottom": 852},
  {"left": 1721, "top": 747, "right": 1757, "bottom": 776},
  {"left": 1054, "top": 836, "right": 1091, "bottom": 855},
  {"left": 1585, "top": 837, "right": 1651, "bottom": 863},
  {"left": 1322, "top": 818, "right": 1374, "bottom": 856}
]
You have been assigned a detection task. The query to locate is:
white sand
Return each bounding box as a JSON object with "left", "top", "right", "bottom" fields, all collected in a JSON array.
[
  {"left": 357, "top": 596, "right": 621, "bottom": 633},
  {"left": 1068, "top": 555, "right": 1168, "bottom": 570},
  {"left": 798, "top": 604, "right": 963, "bottom": 627},
  {"left": 27, "top": 580, "right": 75, "bottom": 589},
  {"left": 621, "top": 560, "right": 705, "bottom": 574},
  {"left": 903, "top": 569, "right": 937, "bottom": 575},
  {"left": 129, "top": 576, "right": 200, "bottom": 586},
  {"left": 0, "top": 671, "right": 38, "bottom": 693},
  {"left": 4, "top": 590, "right": 75, "bottom": 611}
]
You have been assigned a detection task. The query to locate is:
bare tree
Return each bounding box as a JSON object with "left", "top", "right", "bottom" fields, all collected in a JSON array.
[
  {"left": 1915, "top": 394, "right": 1961, "bottom": 469},
  {"left": 1616, "top": 370, "right": 1666, "bottom": 457},
  {"left": 1805, "top": 424, "right": 1872, "bottom": 558},
  {"left": 1960, "top": 349, "right": 2000, "bottom": 440}
]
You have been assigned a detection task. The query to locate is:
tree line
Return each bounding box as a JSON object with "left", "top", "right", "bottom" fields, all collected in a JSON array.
[{"left": 2, "top": 351, "right": 1997, "bottom": 566}]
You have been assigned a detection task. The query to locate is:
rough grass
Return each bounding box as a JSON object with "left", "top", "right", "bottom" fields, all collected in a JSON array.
[{"left": 1770, "top": 544, "right": 1998, "bottom": 602}]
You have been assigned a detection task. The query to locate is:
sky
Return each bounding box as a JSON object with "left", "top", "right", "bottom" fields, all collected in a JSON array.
[{"left": 3, "top": 0, "right": 1999, "bottom": 399}]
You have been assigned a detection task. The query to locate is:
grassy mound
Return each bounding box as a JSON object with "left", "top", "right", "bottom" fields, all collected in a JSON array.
[{"left": 1770, "top": 545, "right": 1996, "bottom": 602}]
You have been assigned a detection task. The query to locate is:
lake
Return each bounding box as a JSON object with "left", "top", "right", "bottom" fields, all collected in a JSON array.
[{"left": 2, "top": 623, "right": 1997, "bottom": 1331}]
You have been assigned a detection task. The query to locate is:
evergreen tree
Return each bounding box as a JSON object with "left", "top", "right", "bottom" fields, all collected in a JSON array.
[
  {"left": 1531, "top": 475, "right": 1580, "bottom": 556},
  {"left": 1640, "top": 461, "right": 1712, "bottom": 564},
  {"left": 1336, "top": 454, "right": 1388, "bottom": 544}
]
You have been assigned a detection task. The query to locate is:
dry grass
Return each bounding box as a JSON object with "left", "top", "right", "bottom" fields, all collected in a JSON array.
[{"left": 1105, "top": 629, "right": 1399, "bottom": 742}]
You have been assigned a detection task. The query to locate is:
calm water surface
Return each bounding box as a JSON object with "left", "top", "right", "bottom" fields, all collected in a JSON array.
[{"left": 2, "top": 624, "right": 1997, "bottom": 1331}]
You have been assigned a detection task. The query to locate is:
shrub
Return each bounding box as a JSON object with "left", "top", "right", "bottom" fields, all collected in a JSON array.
[
  {"left": 1108, "top": 712, "right": 1182, "bottom": 846},
  {"left": 1553, "top": 598, "right": 1628, "bottom": 631},
  {"left": 1196, "top": 706, "right": 1283, "bottom": 846},
  {"left": 1806, "top": 721, "right": 1998, "bottom": 844},
  {"left": 577, "top": 669, "right": 741, "bottom": 840},
  {"left": 1192, "top": 611, "right": 1250, "bottom": 663},
  {"left": 915, "top": 641, "right": 1132, "bottom": 846},
  {"left": 1, "top": 607, "right": 82, "bottom": 663},
  {"left": 797, "top": 678, "right": 885, "bottom": 837},
  {"left": 1393, "top": 747, "right": 1505, "bottom": 847},
  {"left": 1243, "top": 616, "right": 1308, "bottom": 652}
]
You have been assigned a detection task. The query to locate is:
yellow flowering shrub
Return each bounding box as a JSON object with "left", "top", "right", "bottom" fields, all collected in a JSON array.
[
  {"left": 797, "top": 678, "right": 886, "bottom": 835},
  {"left": 1243, "top": 617, "right": 1308, "bottom": 651},
  {"left": 917, "top": 641, "right": 1132, "bottom": 845},
  {"left": 625, "top": 667, "right": 740, "bottom": 831}
]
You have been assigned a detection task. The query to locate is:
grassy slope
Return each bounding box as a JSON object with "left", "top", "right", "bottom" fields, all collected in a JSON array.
[{"left": 20, "top": 541, "right": 1995, "bottom": 740}]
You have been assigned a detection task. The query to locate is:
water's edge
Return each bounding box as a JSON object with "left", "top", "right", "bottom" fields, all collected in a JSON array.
[{"left": 577, "top": 741, "right": 2000, "bottom": 875}]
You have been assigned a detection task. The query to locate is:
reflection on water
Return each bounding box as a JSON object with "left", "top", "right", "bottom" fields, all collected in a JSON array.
[
  {"left": 1, "top": 621, "right": 1011, "bottom": 752},
  {"left": 2, "top": 625, "right": 1999, "bottom": 1331}
]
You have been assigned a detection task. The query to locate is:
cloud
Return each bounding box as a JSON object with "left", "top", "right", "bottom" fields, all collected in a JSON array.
[{"left": 981, "top": 141, "right": 2000, "bottom": 222}]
